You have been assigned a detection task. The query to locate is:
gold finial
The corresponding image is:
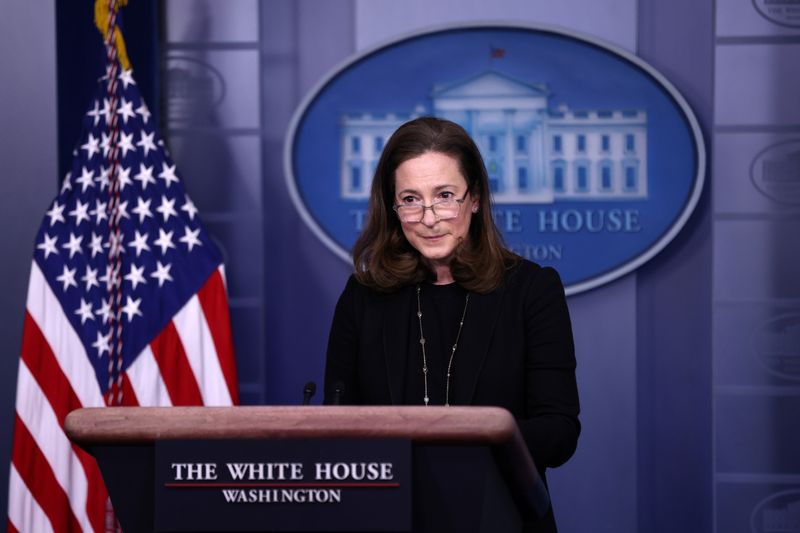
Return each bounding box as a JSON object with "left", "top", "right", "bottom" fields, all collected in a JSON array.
[{"left": 94, "top": 0, "right": 131, "bottom": 71}]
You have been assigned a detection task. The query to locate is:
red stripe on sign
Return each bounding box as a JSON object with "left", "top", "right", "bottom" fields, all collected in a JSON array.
[
  {"left": 20, "top": 313, "right": 107, "bottom": 532},
  {"left": 197, "top": 269, "right": 239, "bottom": 404},
  {"left": 7, "top": 518, "right": 19, "bottom": 533},
  {"left": 20, "top": 312, "right": 82, "bottom": 424},
  {"left": 11, "top": 415, "right": 82, "bottom": 533},
  {"left": 150, "top": 321, "right": 203, "bottom": 405}
]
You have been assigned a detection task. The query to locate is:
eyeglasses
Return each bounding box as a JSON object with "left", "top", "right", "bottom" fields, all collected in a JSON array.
[{"left": 393, "top": 191, "right": 469, "bottom": 223}]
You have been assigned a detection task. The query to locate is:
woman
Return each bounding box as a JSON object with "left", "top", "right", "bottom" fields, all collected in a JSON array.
[{"left": 325, "top": 117, "right": 579, "bottom": 532}]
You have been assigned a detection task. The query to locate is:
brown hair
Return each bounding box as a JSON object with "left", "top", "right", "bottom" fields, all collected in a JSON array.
[{"left": 352, "top": 116, "right": 517, "bottom": 293}]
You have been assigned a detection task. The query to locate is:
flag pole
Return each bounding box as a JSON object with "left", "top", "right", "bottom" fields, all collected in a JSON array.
[
  {"left": 96, "top": 7, "right": 129, "bottom": 531},
  {"left": 95, "top": 0, "right": 128, "bottom": 406}
]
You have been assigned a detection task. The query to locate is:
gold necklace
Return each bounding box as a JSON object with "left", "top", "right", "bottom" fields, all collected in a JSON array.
[{"left": 415, "top": 285, "right": 470, "bottom": 406}]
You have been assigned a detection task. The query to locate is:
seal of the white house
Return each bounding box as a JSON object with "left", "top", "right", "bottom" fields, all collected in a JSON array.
[
  {"left": 749, "top": 489, "right": 800, "bottom": 533},
  {"left": 285, "top": 23, "right": 705, "bottom": 295},
  {"left": 752, "top": 0, "right": 800, "bottom": 28},
  {"left": 752, "top": 313, "right": 800, "bottom": 382},
  {"left": 750, "top": 139, "right": 800, "bottom": 206}
]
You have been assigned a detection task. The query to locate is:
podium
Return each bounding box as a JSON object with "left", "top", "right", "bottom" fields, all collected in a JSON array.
[{"left": 65, "top": 406, "right": 549, "bottom": 532}]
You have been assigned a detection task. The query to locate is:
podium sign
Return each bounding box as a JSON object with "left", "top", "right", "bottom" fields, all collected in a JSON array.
[
  {"left": 65, "top": 406, "right": 547, "bottom": 533},
  {"left": 154, "top": 439, "right": 411, "bottom": 532}
]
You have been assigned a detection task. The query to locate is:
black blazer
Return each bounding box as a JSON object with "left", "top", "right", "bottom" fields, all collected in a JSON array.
[{"left": 324, "top": 260, "right": 580, "bottom": 531}]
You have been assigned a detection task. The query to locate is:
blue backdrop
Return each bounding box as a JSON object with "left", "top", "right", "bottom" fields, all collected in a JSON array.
[{"left": 2, "top": 1, "right": 798, "bottom": 532}]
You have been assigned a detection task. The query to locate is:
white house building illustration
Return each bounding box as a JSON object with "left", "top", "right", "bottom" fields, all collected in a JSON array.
[
  {"left": 763, "top": 498, "right": 800, "bottom": 532},
  {"left": 340, "top": 71, "right": 648, "bottom": 203}
]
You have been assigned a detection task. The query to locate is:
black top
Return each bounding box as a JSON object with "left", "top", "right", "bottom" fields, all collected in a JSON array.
[
  {"left": 403, "top": 282, "right": 470, "bottom": 406},
  {"left": 324, "top": 260, "right": 579, "bottom": 533},
  {"left": 324, "top": 260, "right": 579, "bottom": 467}
]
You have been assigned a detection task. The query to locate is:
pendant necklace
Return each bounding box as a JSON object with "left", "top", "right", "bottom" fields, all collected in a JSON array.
[{"left": 415, "top": 285, "right": 470, "bottom": 406}]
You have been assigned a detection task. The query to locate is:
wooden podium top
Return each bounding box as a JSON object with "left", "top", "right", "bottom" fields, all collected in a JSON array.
[
  {"left": 65, "top": 405, "right": 549, "bottom": 522},
  {"left": 65, "top": 405, "right": 521, "bottom": 445}
]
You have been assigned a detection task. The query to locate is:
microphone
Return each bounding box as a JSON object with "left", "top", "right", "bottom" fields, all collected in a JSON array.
[
  {"left": 302, "top": 381, "right": 316, "bottom": 405},
  {"left": 332, "top": 381, "right": 345, "bottom": 405}
]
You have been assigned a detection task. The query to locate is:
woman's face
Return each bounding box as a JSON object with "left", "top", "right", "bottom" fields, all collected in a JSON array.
[{"left": 393, "top": 151, "right": 479, "bottom": 277}]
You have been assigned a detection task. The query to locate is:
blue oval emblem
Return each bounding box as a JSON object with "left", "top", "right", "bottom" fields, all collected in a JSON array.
[
  {"left": 165, "top": 56, "right": 227, "bottom": 124},
  {"left": 751, "top": 313, "right": 800, "bottom": 381},
  {"left": 750, "top": 489, "right": 800, "bottom": 533},
  {"left": 751, "top": 0, "right": 800, "bottom": 28},
  {"left": 750, "top": 139, "right": 800, "bottom": 205},
  {"left": 285, "top": 24, "right": 705, "bottom": 294}
]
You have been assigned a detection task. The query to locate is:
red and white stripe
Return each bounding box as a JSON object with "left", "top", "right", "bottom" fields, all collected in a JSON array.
[
  {"left": 125, "top": 266, "right": 238, "bottom": 407},
  {"left": 8, "top": 262, "right": 238, "bottom": 532}
]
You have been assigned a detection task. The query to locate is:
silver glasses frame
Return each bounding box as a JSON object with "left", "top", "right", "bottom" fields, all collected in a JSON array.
[{"left": 392, "top": 191, "right": 469, "bottom": 223}]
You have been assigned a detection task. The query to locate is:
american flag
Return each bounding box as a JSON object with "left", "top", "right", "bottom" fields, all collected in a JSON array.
[{"left": 8, "top": 66, "right": 239, "bottom": 532}]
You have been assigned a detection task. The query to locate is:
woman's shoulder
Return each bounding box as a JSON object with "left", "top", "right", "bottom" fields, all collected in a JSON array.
[
  {"left": 505, "top": 258, "right": 566, "bottom": 292},
  {"left": 339, "top": 273, "right": 410, "bottom": 303},
  {"left": 333, "top": 274, "right": 376, "bottom": 318},
  {"left": 339, "top": 274, "right": 371, "bottom": 301}
]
